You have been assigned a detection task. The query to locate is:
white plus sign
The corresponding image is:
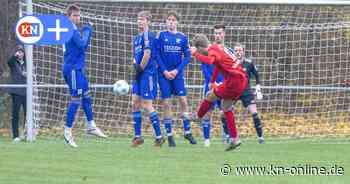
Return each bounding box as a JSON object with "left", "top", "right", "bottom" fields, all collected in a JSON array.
[{"left": 47, "top": 19, "right": 68, "bottom": 41}]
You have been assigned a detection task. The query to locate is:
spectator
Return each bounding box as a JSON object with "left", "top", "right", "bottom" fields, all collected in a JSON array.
[{"left": 7, "top": 45, "right": 26, "bottom": 142}]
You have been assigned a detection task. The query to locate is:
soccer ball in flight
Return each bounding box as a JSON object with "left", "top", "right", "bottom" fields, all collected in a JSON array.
[{"left": 113, "top": 80, "right": 130, "bottom": 96}]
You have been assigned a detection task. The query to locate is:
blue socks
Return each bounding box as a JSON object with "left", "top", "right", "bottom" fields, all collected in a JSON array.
[
  {"left": 82, "top": 95, "right": 93, "bottom": 122},
  {"left": 164, "top": 118, "right": 172, "bottom": 136},
  {"left": 182, "top": 117, "right": 191, "bottom": 134},
  {"left": 66, "top": 95, "right": 94, "bottom": 129},
  {"left": 133, "top": 111, "right": 163, "bottom": 138},
  {"left": 133, "top": 111, "right": 142, "bottom": 137},
  {"left": 149, "top": 111, "right": 162, "bottom": 138},
  {"left": 66, "top": 99, "right": 80, "bottom": 128},
  {"left": 202, "top": 119, "right": 211, "bottom": 140}
]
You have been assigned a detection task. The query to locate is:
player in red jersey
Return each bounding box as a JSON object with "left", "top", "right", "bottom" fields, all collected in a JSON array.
[{"left": 190, "top": 25, "right": 248, "bottom": 151}]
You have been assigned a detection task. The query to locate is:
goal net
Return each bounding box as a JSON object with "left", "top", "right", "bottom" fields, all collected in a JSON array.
[{"left": 21, "top": 0, "right": 350, "bottom": 139}]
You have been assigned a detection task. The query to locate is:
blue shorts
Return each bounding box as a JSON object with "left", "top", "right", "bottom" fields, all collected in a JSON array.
[
  {"left": 158, "top": 72, "right": 187, "bottom": 99},
  {"left": 203, "top": 82, "right": 221, "bottom": 110},
  {"left": 132, "top": 72, "right": 157, "bottom": 100},
  {"left": 63, "top": 69, "right": 89, "bottom": 97}
]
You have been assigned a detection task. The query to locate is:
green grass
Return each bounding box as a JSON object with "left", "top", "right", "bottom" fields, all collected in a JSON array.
[{"left": 0, "top": 137, "right": 349, "bottom": 184}]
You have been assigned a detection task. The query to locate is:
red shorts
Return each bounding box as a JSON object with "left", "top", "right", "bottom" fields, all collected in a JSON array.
[{"left": 214, "top": 73, "right": 248, "bottom": 100}]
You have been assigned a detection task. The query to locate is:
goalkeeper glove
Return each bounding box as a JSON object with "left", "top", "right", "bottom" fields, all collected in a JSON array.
[
  {"left": 255, "top": 84, "right": 263, "bottom": 100},
  {"left": 133, "top": 63, "right": 143, "bottom": 80}
]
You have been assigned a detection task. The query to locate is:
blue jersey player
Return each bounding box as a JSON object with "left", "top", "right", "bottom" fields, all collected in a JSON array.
[
  {"left": 233, "top": 43, "right": 265, "bottom": 144},
  {"left": 63, "top": 4, "right": 107, "bottom": 148},
  {"left": 131, "top": 11, "right": 164, "bottom": 147},
  {"left": 156, "top": 11, "right": 196, "bottom": 147}
]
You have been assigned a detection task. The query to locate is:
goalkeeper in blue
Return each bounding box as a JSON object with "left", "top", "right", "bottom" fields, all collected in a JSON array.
[
  {"left": 156, "top": 11, "right": 196, "bottom": 147},
  {"left": 63, "top": 4, "right": 107, "bottom": 148},
  {"left": 232, "top": 42, "right": 265, "bottom": 144},
  {"left": 131, "top": 11, "right": 164, "bottom": 147}
]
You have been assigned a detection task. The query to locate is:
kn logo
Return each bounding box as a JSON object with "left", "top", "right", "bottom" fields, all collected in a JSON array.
[
  {"left": 18, "top": 22, "right": 40, "bottom": 37},
  {"left": 16, "top": 15, "right": 44, "bottom": 44},
  {"left": 15, "top": 15, "right": 74, "bottom": 45}
]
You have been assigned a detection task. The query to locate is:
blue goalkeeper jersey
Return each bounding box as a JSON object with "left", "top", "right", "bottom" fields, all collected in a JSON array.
[
  {"left": 133, "top": 30, "right": 157, "bottom": 74},
  {"left": 156, "top": 31, "right": 191, "bottom": 75},
  {"left": 63, "top": 24, "right": 92, "bottom": 73}
]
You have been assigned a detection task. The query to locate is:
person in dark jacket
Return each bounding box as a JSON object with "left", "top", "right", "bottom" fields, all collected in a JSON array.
[{"left": 7, "top": 45, "right": 26, "bottom": 142}]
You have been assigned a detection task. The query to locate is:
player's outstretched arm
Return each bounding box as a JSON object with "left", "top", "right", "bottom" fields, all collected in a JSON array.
[{"left": 191, "top": 48, "right": 216, "bottom": 65}]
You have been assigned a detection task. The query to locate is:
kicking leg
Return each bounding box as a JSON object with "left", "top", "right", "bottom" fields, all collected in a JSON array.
[{"left": 197, "top": 90, "right": 219, "bottom": 118}]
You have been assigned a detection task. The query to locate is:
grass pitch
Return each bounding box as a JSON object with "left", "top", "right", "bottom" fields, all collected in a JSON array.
[{"left": 0, "top": 136, "right": 349, "bottom": 184}]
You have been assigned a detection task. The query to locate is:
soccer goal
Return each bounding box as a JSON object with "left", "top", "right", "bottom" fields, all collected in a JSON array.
[{"left": 18, "top": 0, "right": 350, "bottom": 141}]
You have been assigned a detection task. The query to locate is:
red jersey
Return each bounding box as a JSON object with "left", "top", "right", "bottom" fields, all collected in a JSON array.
[{"left": 193, "top": 44, "right": 246, "bottom": 83}]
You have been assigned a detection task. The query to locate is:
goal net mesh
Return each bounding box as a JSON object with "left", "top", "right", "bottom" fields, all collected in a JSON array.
[{"left": 21, "top": 0, "right": 350, "bottom": 139}]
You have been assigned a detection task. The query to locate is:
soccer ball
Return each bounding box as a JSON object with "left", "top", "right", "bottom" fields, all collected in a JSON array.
[{"left": 113, "top": 80, "right": 130, "bottom": 96}]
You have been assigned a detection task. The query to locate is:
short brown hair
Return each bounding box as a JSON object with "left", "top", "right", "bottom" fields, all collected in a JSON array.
[
  {"left": 192, "top": 34, "right": 209, "bottom": 48},
  {"left": 213, "top": 24, "right": 226, "bottom": 30},
  {"left": 137, "top": 11, "right": 152, "bottom": 21},
  {"left": 192, "top": 34, "right": 209, "bottom": 56},
  {"left": 166, "top": 11, "right": 180, "bottom": 21},
  {"left": 66, "top": 4, "right": 80, "bottom": 16}
]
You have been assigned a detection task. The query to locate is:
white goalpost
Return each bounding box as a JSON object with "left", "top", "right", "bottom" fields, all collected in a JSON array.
[
  {"left": 11, "top": 0, "right": 350, "bottom": 141},
  {"left": 17, "top": 0, "right": 36, "bottom": 142}
]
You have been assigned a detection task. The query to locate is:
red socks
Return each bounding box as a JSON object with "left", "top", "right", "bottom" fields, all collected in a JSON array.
[
  {"left": 198, "top": 100, "right": 239, "bottom": 140},
  {"left": 224, "top": 110, "right": 238, "bottom": 139}
]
